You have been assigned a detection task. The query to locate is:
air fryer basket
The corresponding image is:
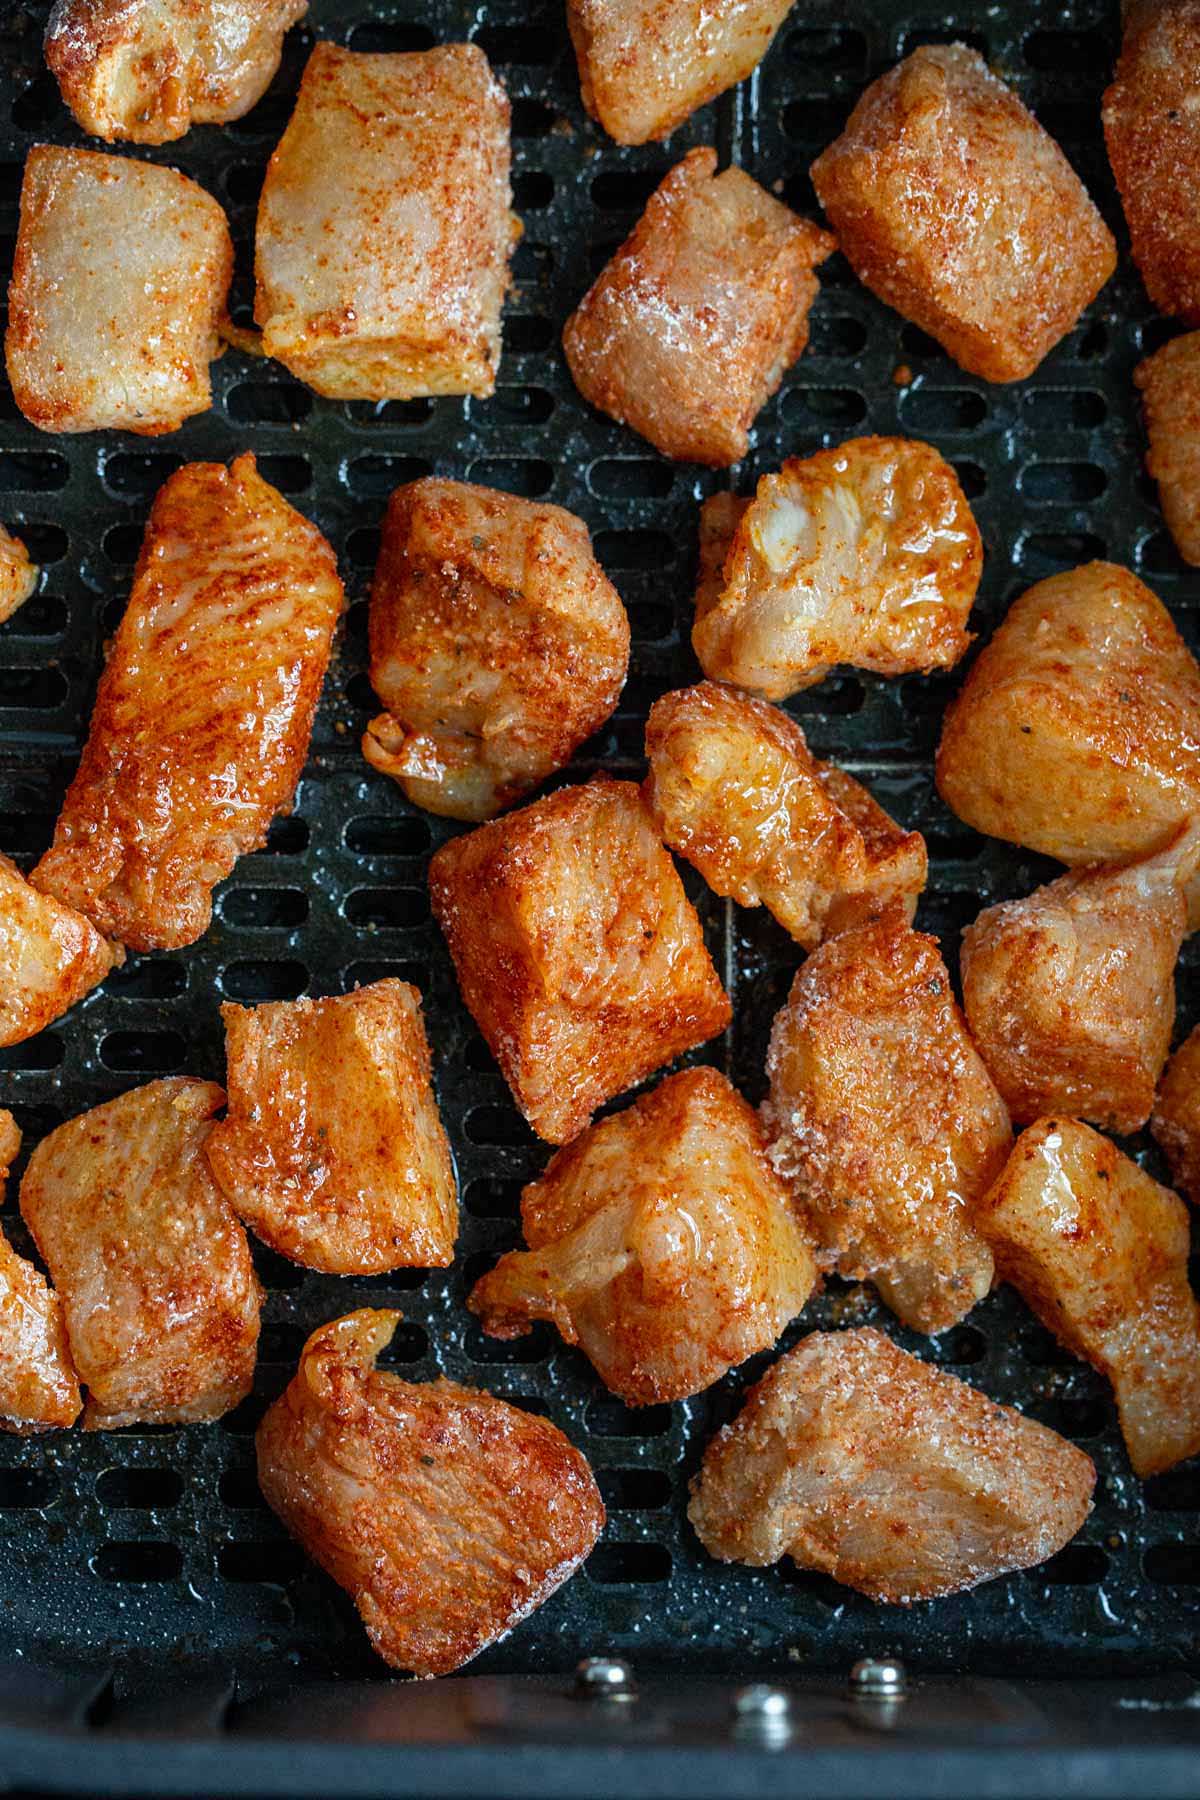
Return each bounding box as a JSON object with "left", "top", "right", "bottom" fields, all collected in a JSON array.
[{"left": 0, "top": 0, "right": 1196, "bottom": 1792}]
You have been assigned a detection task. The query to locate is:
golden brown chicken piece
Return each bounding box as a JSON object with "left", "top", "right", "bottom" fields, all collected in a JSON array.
[
  {"left": 20, "top": 1078, "right": 261, "bottom": 1430},
  {"left": 688, "top": 1327, "right": 1095, "bottom": 1600},
  {"left": 0, "top": 853, "right": 119, "bottom": 1047},
  {"left": 694, "top": 493, "right": 749, "bottom": 627},
  {"left": 469, "top": 1068, "right": 817, "bottom": 1405},
  {"left": 1103, "top": 1, "right": 1200, "bottom": 324},
  {"left": 45, "top": 0, "right": 308, "bottom": 144},
  {"left": 1135, "top": 332, "right": 1200, "bottom": 565},
  {"left": 1153, "top": 1025, "right": 1200, "bottom": 1204},
  {"left": 429, "top": 776, "right": 731, "bottom": 1145},
  {"left": 978, "top": 1118, "right": 1200, "bottom": 1478},
  {"left": 762, "top": 908, "right": 1010, "bottom": 1333},
  {"left": 811, "top": 46, "right": 1115, "bottom": 382},
  {"left": 692, "top": 437, "right": 981, "bottom": 700},
  {"left": 5, "top": 146, "right": 232, "bottom": 435},
  {"left": 0, "top": 1111, "right": 81, "bottom": 1434},
  {"left": 961, "top": 824, "right": 1200, "bottom": 1136},
  {"left": 568, "top": 0, "right": 796, "bottom": 144},
  {"left": 643, "top": 682, "right": 926, "bottom": 947},
  {"left": 206, "top": 981, "right": 457, "bottom": 1275},
  {"left": 0, "top": 526, "right": 37, "bottom": 625},
  {"left": 936, "top": 562, "right": 1200, "bottom": 929},
  {"left": 256, "top": 1310, "right": 604, "bottom": 1676},
  {"left": 563, "top": 149, "right": 834, "bottom": 467},
  {"left": 255, "top": 43, "right": 516, "bottom": 400},
  {"left": 362, "top": 479, "right": 629, "bottom": 822},
  {"left": 31, "top": 454, "right": 343, "bottom": 953}
]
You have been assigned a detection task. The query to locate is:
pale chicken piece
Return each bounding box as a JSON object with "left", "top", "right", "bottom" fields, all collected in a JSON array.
[
  {"left": 1135, "top": 333, "right": 1200, "bottom": 565},
  {"left": 255, "top": 43, "right": 516, "bottom": 400},
  {"left": 45, "top": 0, "right": 308, "bottom": 144},
  {"left": 568, "top": 0, "right": 796, "bottom": 144},
  {"left": 205, "top": 981, "right": 457, "bottom": 1275},
  {"left": 0, "top": 526, "right": 37, "bottom": 625},
  {"left": 1103, "top": 1, "right": 1200, "bottom": 324},
  {"left": 563, "top": 149, "right": 834, "bottom": 466},
  {"left": 256, "top": 1310, "right": 604, "bottom": 1676},
  {"left": 362, "top": 479, "right": 629, "bottom": 822},
  {"left": 429, "top": 776, "right": 730, "bottom": 1145},
  {"left": 20, "top": 1079, "right": 261, "bottom": 1429},
  {"left": 1153, "top": 1025, "right": 1200, "bottom": 1203},
  {"left": 692, "top": 436, "right": 981, "bottom": 701},
  {"left": 694, "top": 492, "right": 749, "bottom": 627},
  {"left": 762, "top": 907, "right": 1010, "bottom": 1334},
  {"left": 5, "top": 145, "right": 232, "bottom": 435},
  {"left": 961, "top": 824, "right": 1200, "bottom": 1136},
  {"left": 31, "top": 454, "right": 343, "bottom": 952},
  {"left": 936, "top": 562, "right": 1200, "bottom": 929},
  {"left": 977, "top": 1117, "right": 1200, "bottom": 1478},
  {"left": 643, "top": 681, "right": 926, "bottom": 947},
  {"left": 811, "top": 46, "right": 1116, "bottom": 382},
  {"left": 0, "top": 1111, "right": 81, "bottom": 1434},
  {"left": 469, "top": 1068, "right": 817, "bottom": 1405},
  {"left": 0, "top": 852, "right": 119, "bottom": 1047},
  {"left": 688, "top": 1327, "right": 1095, "bottom": 1600}
]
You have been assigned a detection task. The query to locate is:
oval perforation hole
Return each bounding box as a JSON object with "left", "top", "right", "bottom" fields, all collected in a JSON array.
[
  {"left": 462, "top": 1322, "right": 553, "bottom": 1364},
  {"left": 1143, "top": 1466, "right": 1200, "bottom": 1511},
  {"left": 12, "top": 521, "right": 67, "bottom": 564},
  {"left": 589, "top": 459, "right": 674, "bottom": 500},
  {"left": 1021, "top": 390, "right": 1107, "bottom": 430},
  {"left": 263, "top": 816, "right": 309, "bottom": 856},
  {"left": 100, "top": 1030, "right": 186, "bottom": 1073},
  {"left": 899, "top": 388, "right": 988, "bottom": 432},
  {"left": 585, "top": 1396, "right": 673, "bottom": 1438},
  {"left": 1023, "top": 27, "right": 1108, "bottom": 69},
  {"left": 93, "top": 1542, "right": 183, "bottom": 1583},
  {"left": 1030, "top": 1543, "right": 1109, "bottom": 1585},
  {"left": 219, "top": 960, "right": 308, "bottom": 1003},
  {"left": 784, "top": 25, "right": 867, "bottom": 76},
  {"left": 484, "top": 385, "right": 555, "bottom": 425},
  {"left": 590, "top": 168, "right": 666, "bottom": 211},
  {"left": 219, "top": 1469, "right": 270, "bottom": 1511},
  {"left": 1025, "top": 1396, "right": 1109, "bottom": 1438},
  {"left": 780, "top": 386, "right": 868, "bottom": 428},
  {"left": 0, "top": 1468, "right": 58, "bottom": 1508},
  {"left": 346, "top": 455, "right": 434, "bottom": 499},
  {"left": 0, "top": 667, "right": 69, "bottom": 709},
  {"left": 505, "top": 315, "right": 555, "bottom": 354},
  {"left": 250, "top": 1242, "right": 305, "bottom": 1292},
  {"left": 467, "top": 457, "right": 553, "bottom": 497},
  {"left": 464, "top": 1104, "right": 536, "bottom": 1148},
  {"left": 1019, "top": 531, "right": 1106, "bottom": 575},
  {"left": 253, "top": 454, "right": 311, "bottom": 495},
  {"left": 226, "top": 382, "right": 313, "bottom": 426},
  {"left": 473, "top": 22, "right": 559, "bottom": 62},
  {"left": 102, "top": 452, "right": 182, "bottom": 499},
  {"left": 95, "top": 1467, "right": 183, "bottom": 1510},
  {"left": 593, "top": 528, "right": 676, "bottom": 571},
  {"left": 922, "top": 1324, "right": 987, "bottom": 1365},
  {"left": 0, "top": 809, "right": 54, "bottom": 855},
  {"left": 347, "top": 20, "right": 435, "bottom": 50},
  {"left": 220, "top": 888, "right": 309, "bottom": 929},
  {"left": 342, "top": 887, "right": 428, "bottom": 929},
  {"left": 464, "top": 1176, "right": 523, "bottom": 1220},
  {"left": 0, "top": 1035, "right": 64, "bottom": 1071},
  {"left": 344, "top": 815, "right": 432, "bottom": 857},
  {"left": 105, "top": 958, "right": 186, "bottom": 1000},
  {"left": 217, "top": 1542, "right": 306, "bottom": 1584},
  {"left": 1019, "top": 461, "right": 1106, "bottom": 504},
  {"left": 1144, "top": 1544, "right": 1200, "bottom": 1584},
  {"left": 808, "top": 314, "right": 867, "bottom": 358},
  {"left": 597, "top": 1468, "right": 673, "bottom": 1511},
  {"left": 586, "top": 1543, "right": 672, "bottom": 1585},
  {"left": 0, "top": 451, "right": 69, "bottom": 494}
]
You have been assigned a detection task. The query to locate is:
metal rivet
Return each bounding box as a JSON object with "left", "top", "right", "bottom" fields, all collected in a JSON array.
[
  {"left": 575, "top": 1656, "right": 635, "bottom": 1699},
  {"left": 732, "top": 1683, "right": 792, "bottom": 1722},
  {"left": 850, "top": 1657, "right": 907, "bottom": 1698}
]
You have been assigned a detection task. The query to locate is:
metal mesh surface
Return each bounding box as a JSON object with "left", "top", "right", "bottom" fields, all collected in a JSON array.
[{"left": 0, "top": 0, "right": 1196, "bottom": 1691}]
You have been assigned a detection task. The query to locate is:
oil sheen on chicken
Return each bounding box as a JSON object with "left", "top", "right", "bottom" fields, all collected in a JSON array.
[{"left": 0, "top": 1111, "right": 80, "bottom": 1434}]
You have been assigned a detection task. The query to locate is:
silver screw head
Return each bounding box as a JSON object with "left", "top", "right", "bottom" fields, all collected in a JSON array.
[
  {"left": 850, "top": 1657, "right": 907, "bottom": 1698},
  {"left": 732, "top": 1683, "right": 792, "bottom": 1722},
  {"left": 575, "top": 1656, "right": 635, "bottom": 1699}
]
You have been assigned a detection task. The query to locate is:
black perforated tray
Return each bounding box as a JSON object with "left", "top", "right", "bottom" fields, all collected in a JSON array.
[{"left": 0, "top": 0, "right": 1196, "bottom": 1725}]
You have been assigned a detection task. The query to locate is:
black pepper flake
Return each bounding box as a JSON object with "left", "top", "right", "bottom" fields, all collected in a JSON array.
[
  {"left": 420, "top": 1455, "right": 436, "bottom": 1466},
  {"left": 1020, "top": 724, "right": 1032, "bottom": 734}
]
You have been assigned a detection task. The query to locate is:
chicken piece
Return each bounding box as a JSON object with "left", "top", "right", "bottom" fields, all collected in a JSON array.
[
  {"left": 255, "top": 42, "right": 516, "bottom": 401},
  {"left": 0, "top": 853, "right": 119, "bottom": 1047},
  {"left": 20, "top": 1078, "right": 261, "bottom": 1429},
  {"left": 256, "top": 1309, "right": 604, "bottom": 1676},
  {"left": 1103, "top": 1, "right": 1200, "bottom": 324},
  {"left": 429, "top": 776, "right": 730, "bottom": 1145},
  {"left": 810, "top": 46, "right": 1115, "bottom": 382},
  {"left": 31, "top": 454, "right": 343, "bottom": 953},
  {"left": 977, "top": 1117, "right": 1200, "bottom": 1478},
  {"left": 1153, "top": 1025, "right": 1200, "bottom": 1204},
  {"left": 469, "top": 1068, "right": 817, "bottom": 1405},
  {"left": 643, "top": 681, "right": 926, "bottom": 947},
  {"left": 762, "top": 908, "right": 1010, "bottom": 1333},
  {"left": 692, "top": 437, "right": 980, "bottom": 700},
  {"left": 936, "top": 562, "right": 1200, "bottom": 929},
  {"left": 5, "top": 145, "right": 232, "bottom": 435},
  {"left": 694, "top": 492, "right": 749, "bottom": 627},
  {"left": 362, "top": 479, "right": 629, "bottom": 822},
  {"left": 0, "top": 1111, "right": 81, "bottom": 1434},
  {"left": 0, "top": 526, "right": 37, "bottom": 625},
  {"left": 206, "top": 981, "right": 457, "bottom": 1275},
  {"left": 45, "top": 0, "right": 308, "bottom": 144},
  {"left": 563, "top": 149, "right": 834, "bottom": 467},
  {"left": 1135, "top": 332, "right": 1200, "bottom": 565},
  {"left": 688, "top": 1327, "right": 1095, "bottom": 1600}
]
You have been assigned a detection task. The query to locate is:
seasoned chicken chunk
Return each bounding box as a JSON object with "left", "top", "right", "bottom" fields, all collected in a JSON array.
[
  {"left": 32, "top": 454, "right": 343, "bottom": 952},
  {"left": 978, "top": 1118, "right": 1200, "bottom": 1478},
  {"left": 255, "top": 43, "right": 516, "bottom": 400},
  {"left": 5, "top": 145, "right": 232, "bottom": 435},
  {"left": 811, "top": 46, "right": 1116, "bottom": 382},
  {"left": 469, "top": 1068, "right": 817, "bottom": 1405},
  {"left": 563, "top": 149, "right": 834, "bottom": 467},
  {"left": 0, "top": 526, "right": 37, "bottom": 625},
  {"left": 688, "top": 1327, "right": 1095, "bottom": 1600},
  {"left": 961, "top": 825, "right": 1199, "bottom": 1136},
  {"left": 762, "top": 908, "right": 1010, "bottom": 1333},
  {"left": 0, "top": 1111, "right": 81, "bottom": 1434},
  {"left": 0, "top": 853, "right": 119, "bottom": 1047},
  {"left": 256, "top": 1310, "right": 604, "bottom": 1676},
  {"left": 362, "top": 478, "right": 629, "bottom": 822},
  {"left": 21, "top": 1079, "right": 261, "bottom": 1430},
  {"left": 206, "top": 981, "right": 457, "bottom": 1275},
  {"left": 644, "top": 682, "right": 926, "bottom": 947},
  {"left": 429, "top": 776, "right": 731, "bottom": 1145},
  {"left": 936, "top": 562, "right": 1200, "bottom": 928},
  {"left": 1135, "top": 332, "right": 1200, "bottom": 565},
  {"left": 694, "top": 492, "right": 749, "bottom": 626},
  {"left": 1153, "top": 1025, "right": 1200, "bottom": 1204},
  {"left": 1103, "top": 1, "right": 1200, "bottom": 324},
  {"left": 568, "top": 0, "right": 796, "bottom": 144},
  {"left": 45, "top": 0, "right": 308, "bottom": 144},
  {"left": 692, "top": 437, "right": 981, "bottom": 700}
]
